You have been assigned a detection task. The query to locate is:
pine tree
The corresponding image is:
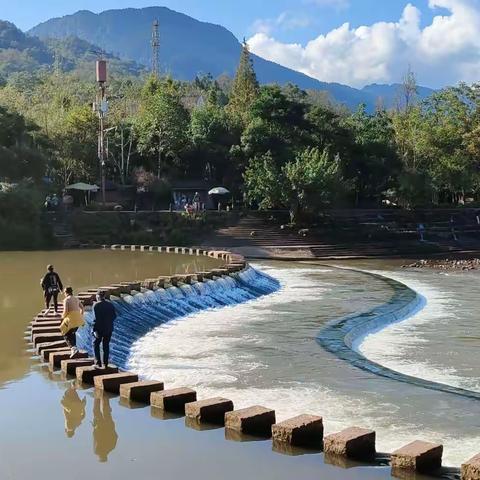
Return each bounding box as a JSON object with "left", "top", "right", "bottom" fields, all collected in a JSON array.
[{"left": 227, "top": 40, "right": 259, "bottom": 125}]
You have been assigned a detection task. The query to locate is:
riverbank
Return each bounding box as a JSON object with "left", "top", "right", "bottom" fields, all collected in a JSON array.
[{"left": 403, "top": 258, "right": 480, "bottom": 270}]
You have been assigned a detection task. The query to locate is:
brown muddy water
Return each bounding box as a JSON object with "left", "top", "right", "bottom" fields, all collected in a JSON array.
[{"left": 0, "top": 250, "right": 446, "bottom": 480}]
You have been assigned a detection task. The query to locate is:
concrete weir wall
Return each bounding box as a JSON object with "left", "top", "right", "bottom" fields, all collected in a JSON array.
[
  {"left": 25, "top": 247, "right": 478, "bottom": 478},
  {"left": 317, "top": 269, "right": 480, "bottom": 401}
]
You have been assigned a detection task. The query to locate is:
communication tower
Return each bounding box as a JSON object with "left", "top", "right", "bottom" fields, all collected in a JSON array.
[
  {"left": 95, "top": 59, "right": 108, "bottom": 205},
  {"left": 152, "top": 19, "right": 160, "bottom": 77}
]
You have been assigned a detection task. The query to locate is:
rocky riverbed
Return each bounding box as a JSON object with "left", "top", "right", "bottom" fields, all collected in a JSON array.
[{"left": 403, "top": 258, "right": 480, "bottom": 270}]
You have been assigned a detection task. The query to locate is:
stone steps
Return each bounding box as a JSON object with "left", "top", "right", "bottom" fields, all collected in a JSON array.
[{"left": 23, "top": 245, "right": 478, "bottom": 478}]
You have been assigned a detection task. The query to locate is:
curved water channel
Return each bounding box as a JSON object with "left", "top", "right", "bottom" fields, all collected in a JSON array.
[
  {"left": 1, "top": 250, "right": 479, "bottom": 478},
  {"left": 129, "top": 260, "right": 480, "bottom": 467}
]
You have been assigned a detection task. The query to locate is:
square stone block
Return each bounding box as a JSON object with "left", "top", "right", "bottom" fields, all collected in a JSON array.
[
  {"left": 94, "top": 372, "right": 139, "bottom": 393},
  {"left": 31, "top": 326, "right": 61, "bottom": 340},
  {"left": 185, "top": 397, "right": 234, "bottom": 424},
  {"left": 33, "top": 332, "right": 64, "bottom": 347},
  {"left": 150, "top": 387, "right": 197, "bottom": 413},
  {"left": 324, "top": 427, "right": 376, "bottom": 459},
  {"left": 391, "top": 441, "right": 443, "bottom": 473},
  {"left": 60, "top": 358, "right": 95, "bottom": 375},
  {"left": 76, "top": 365, "right": 118, "bottom": 384},
  {"left": 225, "top": 406, "right": 276, "bottom": 437},
  {"left": 462, "top": 453, "right": 480, "bottom": 480},
  {"left": 42, "top": 347, "right": 71, "bottom": 362},
  {"left": 272, "top": 414, "right": 323, "bottom": 447},
  {"left": 31, "top": 321, "right": 61, "bottom": 328},
  {"left": 36, "top": 340, "right": 67, "bottom": 355},
  {"left": 49, "top": 351, "right": 87, "bottom": 369},
  {"left": 119, "top": 381, "right": 165, "bottom": 403}
]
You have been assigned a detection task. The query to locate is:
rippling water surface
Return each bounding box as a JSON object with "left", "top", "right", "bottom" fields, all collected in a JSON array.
[
  {"left": 1, "top": 250, "right": 479, "bottom": 478},
  {"left": 130, "top": 261, "right": 480, "bottom": 466}
]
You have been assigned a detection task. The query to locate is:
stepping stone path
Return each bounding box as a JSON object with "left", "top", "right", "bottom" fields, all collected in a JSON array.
[{"left": 24, "top": 245, "right": 480, "bottom": 478}]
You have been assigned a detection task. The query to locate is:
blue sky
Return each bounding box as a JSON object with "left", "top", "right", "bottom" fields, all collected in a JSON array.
[{"left": 3, "top": 0, "right": 437, "bottom": 40}]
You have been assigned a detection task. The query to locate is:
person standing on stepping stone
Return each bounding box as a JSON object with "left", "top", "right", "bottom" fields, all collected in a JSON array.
[
  {"left": 60, "top": 287, "right": 85, "bottom": 359},
  {"left": 92, "top": 290, "right": 116, "bottom": 369},
  {"left": 40, "top": 265, "right": 63, "bottom": 313}
]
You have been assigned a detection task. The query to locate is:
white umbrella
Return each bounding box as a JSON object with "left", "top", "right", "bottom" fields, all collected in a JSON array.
[
  {"left": 208, "top": 187, "right": 230, "bottom": 195},
  {"left": 66, "top": 182, "right": 99, "bottom": 192}
]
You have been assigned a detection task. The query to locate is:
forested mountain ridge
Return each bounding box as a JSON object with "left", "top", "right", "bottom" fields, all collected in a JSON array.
[
  {"left": 0, "top": 20, "right": 146, "bottom": 82},
  {"left": 28, "top": 7, "right": 435, "bottom": 109}
]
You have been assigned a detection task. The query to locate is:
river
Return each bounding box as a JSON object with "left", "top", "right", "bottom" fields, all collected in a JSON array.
[{"left": 0, "top": 250, "right": 473, "bottom": 479}]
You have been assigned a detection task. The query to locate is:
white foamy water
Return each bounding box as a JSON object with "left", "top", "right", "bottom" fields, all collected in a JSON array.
[
  {"left": 128, "top": 262, "right": 480, "bottom": 466},
  {"left": 358, "top": 270, "right": 480, "bottom": 393}
]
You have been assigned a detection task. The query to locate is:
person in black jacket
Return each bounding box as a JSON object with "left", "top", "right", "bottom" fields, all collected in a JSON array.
[
  {"left": 92, "top": 291, "right": 117, "bottom": 368},
  {"left": 40, "top": 265, "right": 64, "bottom": 312}
]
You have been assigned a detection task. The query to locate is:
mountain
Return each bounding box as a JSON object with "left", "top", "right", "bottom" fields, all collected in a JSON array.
[
  {"left": 28, "top": 7, "right": 428, "bottom": 110},
  {"left": 0, "top": 20, "right": 146, "bottom": 81},
  {"left": 362, "top": 83, "right": 436, "bottom": 108},
  {"left": 0, "top": 20, "right": 53, "bottom": 79}
]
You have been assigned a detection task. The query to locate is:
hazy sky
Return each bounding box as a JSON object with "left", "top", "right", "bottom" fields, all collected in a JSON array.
[{"left": 2, "top": 0, "right": 480, "bottom": 88}]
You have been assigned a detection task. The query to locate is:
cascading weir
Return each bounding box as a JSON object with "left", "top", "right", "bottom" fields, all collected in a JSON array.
[
  {"left": 77, "top": 255, "right": 279, "bottom": 369},
  {"left": 317, "top": 268, "right": 480, "bottom": 400}
]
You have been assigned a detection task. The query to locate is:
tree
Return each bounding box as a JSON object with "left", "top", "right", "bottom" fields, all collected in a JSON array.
[
  {"left": 241, "top": 85, "right": 308, "bottom": 162},
  {"left": 52, "top": 104, "right": 97, "bottom": 185},
  {"left": 189, "top": 103, "right": 237, "bottom": 181},
  {"left": 0, "top": 105, "right": 47, "bottom": 181},
  {"left": 135, "top": 77, "right": 189, "bottom": 177},
  {"left": 344, "top": 105, "right": 399, "bottom": 205},
  {"left": 244, "top": 147, "right": 342, "bottom": 222},
  {"left": 398, "top": 66, "right": 418, "bottom": 112},
  {"left": 226, "top": 41, "right": 259, "bottom": 126}
]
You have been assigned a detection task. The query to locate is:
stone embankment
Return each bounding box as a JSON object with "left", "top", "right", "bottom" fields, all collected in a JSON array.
[
  {"left": 26, "top": 245, "right": 480, "bottom": 479},
  {"left": 403, "top": 258, "right": 480, "bottom": 270}
]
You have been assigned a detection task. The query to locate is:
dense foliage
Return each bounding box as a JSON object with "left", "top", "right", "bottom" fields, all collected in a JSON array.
[{"left": 1, "top": 42, "right": 480, "bottom": 226}]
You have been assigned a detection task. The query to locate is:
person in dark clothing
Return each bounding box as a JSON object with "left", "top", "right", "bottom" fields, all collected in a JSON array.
[
  {"left": 40, "top": 265, "right": 63, "bottom": 312},
  {"left": 93, "top": 291, "right": 117, "bottom": 368}
]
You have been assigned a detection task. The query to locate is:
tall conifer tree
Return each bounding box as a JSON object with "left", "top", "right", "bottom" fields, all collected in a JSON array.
[{"left": 227, "top": 40, "right": 259, "bottom": 125}]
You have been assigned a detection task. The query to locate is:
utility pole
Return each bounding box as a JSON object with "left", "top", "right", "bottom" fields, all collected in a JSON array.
[
  {"left": 95, "top": 59, "right": 108, "bottom": 206},
  {"left": 152, "top": 19, "right": 160, "bottom": 77}
]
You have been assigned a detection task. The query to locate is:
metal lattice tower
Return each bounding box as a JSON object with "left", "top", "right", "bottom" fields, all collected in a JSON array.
[{"left": 152, "top": 19, "right": 160, "bottom": 77}]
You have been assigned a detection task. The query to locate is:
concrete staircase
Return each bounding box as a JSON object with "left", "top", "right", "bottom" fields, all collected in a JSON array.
[
  {"left": 203, "top": 213, "right": 476, "bottom": 259},
  {"left": 44, "top": 212, "right": 79, "bottom": 248}
]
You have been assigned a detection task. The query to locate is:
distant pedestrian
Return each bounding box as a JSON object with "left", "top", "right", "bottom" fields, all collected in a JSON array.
[
  {"left": 60, "top": 287, "right": 85, "bottom": 359},
  {"left": 41, "top": 265, "right": 63, "bottom": 312},
  {"left": 62, "top": 191, "right": 74, "bottom": 212},
  {"left": 92, "top": 291, "right": 117, "bottom": 369},
  {"left": 51, "top": 194, "right": 60, "bottom": 210},
  {"left": 44, "top": 195, "right": 52, "bottom": 211},
  {"left": 193, "top": 192, "right": 200, "bottom": 212}
]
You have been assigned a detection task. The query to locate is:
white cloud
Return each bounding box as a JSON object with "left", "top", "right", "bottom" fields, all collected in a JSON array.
[{"left": 248, "top": 0, "right": 480, "bottom": 88}]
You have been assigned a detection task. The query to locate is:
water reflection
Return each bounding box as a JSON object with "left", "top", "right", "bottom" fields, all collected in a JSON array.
[
  {"left": 61, "top": 384, "right": 86, "bottom": 438},
  {"left": 92, "top": 392, "right": 118, "bottom": 462}
]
